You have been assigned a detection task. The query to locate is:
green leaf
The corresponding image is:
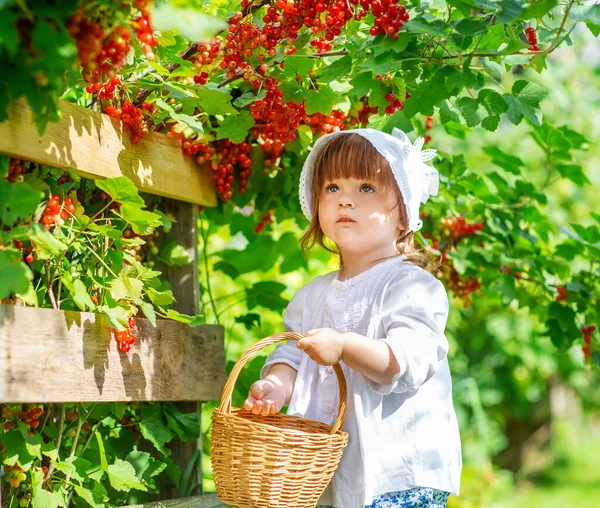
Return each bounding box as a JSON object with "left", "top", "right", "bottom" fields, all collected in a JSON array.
[
  {"left": 233, "top": 90, "right": 266, "bottom": 108},
  {"left": 110, "top": 276, "right": 144, "bottom": 302},
  {"left": 481, "top": 146, "right": 524, "bottom": 175},
  {"left": 29, "top": 223, "right": 68, "bottom": 259},
  {"left": 126, "top": 450, "right": 167, "bottom": 489},
  {"left": 0, "top": 430, "right": 35, "bottom": 467},
  {"left": 0, "top": 179, "right": 44, "bottom": 227},
  {"left": 74, "top": 486, "right": 106, "bottom": 508},
  {"left": 568, "top": 4, "right": 600, "bottom": 25},
  {"left": 163, "top": 403, "right": 200, "bottom": 441},
  {"left": 216, "top": 110, "right": 255, "bottom": 143},
  {"left": 95, "top": 431, "right": 109, "bottom": 471},
  {"left": 139, "top": 404, "right": 174, "bottom": 455},
  {"left": 283, "top": 55, "right": 314, "bottom": 77},
  {"left": 120, "top": 204, "right": 162, "bottom": 235},
  {"left": 235, "top": 313, "right": 261, "bottom": 330},
  {"left": 194, "top": 85, "right": 237, "bottom": 115},
  {"left": 502, "top": 80, "right": 548, "bottom": 126},
  {"left": 96, "top": 177, "right": 145, "bottom": 208},
  {"left": 404, "top": 17, "right": 448, "bottom": 36},
  {"left": 520, "top": 0, "right": 558, "bottom": 19},
  {"left": 305, "top": 85, "right": 340, "bottom": 115},
  {"left": 0, "top": 250, "right": 33, "bottom": 299},
  {"left": 497, "top": 0, "right": 525, "bottom": 23},
  {"left": 31, "top": 468, "right": 62, "bottom": 508},
  {"left": 155, "top": 98, "right": 205, "bottom": 133},
  {"left": 150, "top": 3, "right": 227, "bottom": 42},
  {"left": 72, "top": 279, "right": 97, "bottom": 311},
  {"left": 320, "top": 55, "right": 352, "bottom": 83},
  {"left": 147, "top": 285, "right": 176, "bottom": 306},
  {"left": 456, "top": 97, "right": 485, "bottom": 127},
  {"left": 0, "top": 155, "right": 9, "bottom": 178},
  {"left": 571, "top": 223, "right": 600, "bottom": 244},
  {"left": 556, "top": 164, "right": 591, "bottom": 187},
  {"left": 246, "top": 281, "right": 289, "bottom": 312},
  {"left": 157, "top": 238, "right": 192, "bottom": 266},
  {"left": 163, "top": 309, "right": 204, "bottom": 326},
  {"left": 108, "top": 459, "right": 148, "bottom": 492}
]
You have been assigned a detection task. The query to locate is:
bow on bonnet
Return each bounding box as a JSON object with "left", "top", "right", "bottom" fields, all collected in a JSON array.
[{"left": 391, "top": 127, "right": 439, "bottom": 205}]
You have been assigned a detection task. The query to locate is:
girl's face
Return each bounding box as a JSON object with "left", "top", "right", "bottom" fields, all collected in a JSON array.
[{"left": 318, "top": 177, "right": 402, "bottom": 256}]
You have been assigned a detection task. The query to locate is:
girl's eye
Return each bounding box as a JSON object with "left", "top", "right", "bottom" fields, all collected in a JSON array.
[
  {"left": 360, "top": 184, "right": 375, "bottom": 193},
  {"left": 326, "top": 183, "right": 339, "bottom": 193}
]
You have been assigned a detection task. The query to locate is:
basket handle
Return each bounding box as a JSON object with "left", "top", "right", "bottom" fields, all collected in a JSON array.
[{"left": 217, "top": 332, "right": 347, "bottom": 434}]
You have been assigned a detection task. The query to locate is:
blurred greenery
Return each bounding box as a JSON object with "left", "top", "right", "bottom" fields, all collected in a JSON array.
[{"left": 198, "top": 25, "right": 600, "bottom": 505}]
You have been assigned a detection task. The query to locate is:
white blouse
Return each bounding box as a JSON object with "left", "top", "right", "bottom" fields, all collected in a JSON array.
[{"left": 261, "top": 255, "right": 462, "bottom": 508}]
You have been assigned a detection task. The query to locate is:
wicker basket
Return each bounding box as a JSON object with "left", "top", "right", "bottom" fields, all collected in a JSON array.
[{"left": 211, "top": 332, "right": 349, "bottom": 508}]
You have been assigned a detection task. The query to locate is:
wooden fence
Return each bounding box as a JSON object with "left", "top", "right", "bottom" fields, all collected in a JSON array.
[{"left": 0, "top": 100, "right": 228, "bottom": 507}]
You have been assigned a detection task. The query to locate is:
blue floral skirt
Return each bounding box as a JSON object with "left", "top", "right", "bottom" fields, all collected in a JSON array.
[{"left": 319, "top": 487, "right": 451, "bottom": 507}]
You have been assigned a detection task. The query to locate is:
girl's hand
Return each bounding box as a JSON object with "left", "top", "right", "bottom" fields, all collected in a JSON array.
[
  {"left": 244, "top": 378, "right": 287, "bottom": 416},
  {"left": 297, "top": 328, "right": 346, "bottom": 366}
]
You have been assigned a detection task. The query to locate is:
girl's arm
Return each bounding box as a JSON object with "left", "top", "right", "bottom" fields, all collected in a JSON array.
[{"left": 297, "top": 330, "right": 400, "bottom": 386}]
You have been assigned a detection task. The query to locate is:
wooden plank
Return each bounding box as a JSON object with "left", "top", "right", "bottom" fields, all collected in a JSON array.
[
  {"left": 125, "top": 493, "right": 228, "bottom": 507},
  {"left": 0, "top": 99, "right": 216, "bottom": 206},
  {"left": 0, "top": 305, "right": 225, "bottom": 403}
]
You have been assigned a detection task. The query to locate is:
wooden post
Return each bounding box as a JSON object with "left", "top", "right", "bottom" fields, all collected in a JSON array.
[{"left": 157, "top": 199, "right": 206, "bottom": 498}]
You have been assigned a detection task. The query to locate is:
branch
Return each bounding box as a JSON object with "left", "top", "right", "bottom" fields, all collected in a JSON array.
[{"left": 45, "top": 261, "right": 58, "bottom": 310}]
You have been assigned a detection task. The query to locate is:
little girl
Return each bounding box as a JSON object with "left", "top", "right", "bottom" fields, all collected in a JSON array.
[{"left": 244, "top": 128, "right": 462, "bottom": 508}]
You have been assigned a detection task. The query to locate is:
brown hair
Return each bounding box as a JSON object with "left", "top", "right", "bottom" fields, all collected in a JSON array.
[{"left": 299, "top": 133, "right": 437, "bottom": 271}]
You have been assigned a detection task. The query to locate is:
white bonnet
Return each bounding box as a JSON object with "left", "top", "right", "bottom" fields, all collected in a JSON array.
[{"left": 298, "top": 127, "right": 439, "bottom": 232}]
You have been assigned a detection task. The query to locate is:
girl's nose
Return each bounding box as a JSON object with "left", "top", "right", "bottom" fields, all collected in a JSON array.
[{"left": 338, "top": 194, "right": 355, "bottom": 208}]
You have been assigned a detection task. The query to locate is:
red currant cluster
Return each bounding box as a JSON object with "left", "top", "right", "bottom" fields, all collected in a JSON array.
[
  {"left": 67, "top": 10, "right": 132, "bottom": 83},
  {"left": 3, "top": 465, "right": 27, "bottom": 490},
  {"left": 113, "top": 316, "right": 137, "bottom": 353},
  {"left": 86, "top": 75, "right": 121, "bottom": 99},
  {"left": 195, "top": 139, "right": 253, "bottom": 201},
  {"left": 250, "top": 77, "right": 306, "bottom": 165},
  {"left": 13, "top": 240, "right": 34, "bottom": 264},
  {"left": 105, "top": 101, "right": 149, "bottom": 143},
  {"left": 448, "top": 268, "right": 481, "bottom": 307},
  {"left": 441, "top": 215, "right": 484, "bottom": 242},
  {"left": 40, "top": 194, "right": 76, "bottom": 232},
  {"left": 384, "top": 92, "right": 404, "bottom": 115},
  {"left": 2, "top": 405, "right": 43, "bottom": 436},
  {"left": 7, "top": 158, "right": 27, "bottom": 183},
  {"left": 132, "top": 11, "right": 157, "bottom": 60},
  {"left": 196, "top": 40, "right": 222, "bottom": 67},
  {"left": 254, "top": 209, "right": 274, "bottom": 234},
  {"left": 193, "top": 71, "right": 210, "bottom": 85},
  {"left": 368, "top": 1, "right": 410, "bottom": 39},
  {"left": 347, "top": 100, "right": 379, "bottom": 127},
  {"left": 304, "top": 110, "right": 346, "bottom": 136},
  {"left": 555, "top": 285, "right": 568, "bottom": 302},
  {"left": 424, "top": 115, "right": 434, "bottom": 144},
  {"left": 581, "top": 325, "right": 596, "bottom": 361},
  {"left": 525, "top": 27, "right": 540, "bottom": 52}
]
